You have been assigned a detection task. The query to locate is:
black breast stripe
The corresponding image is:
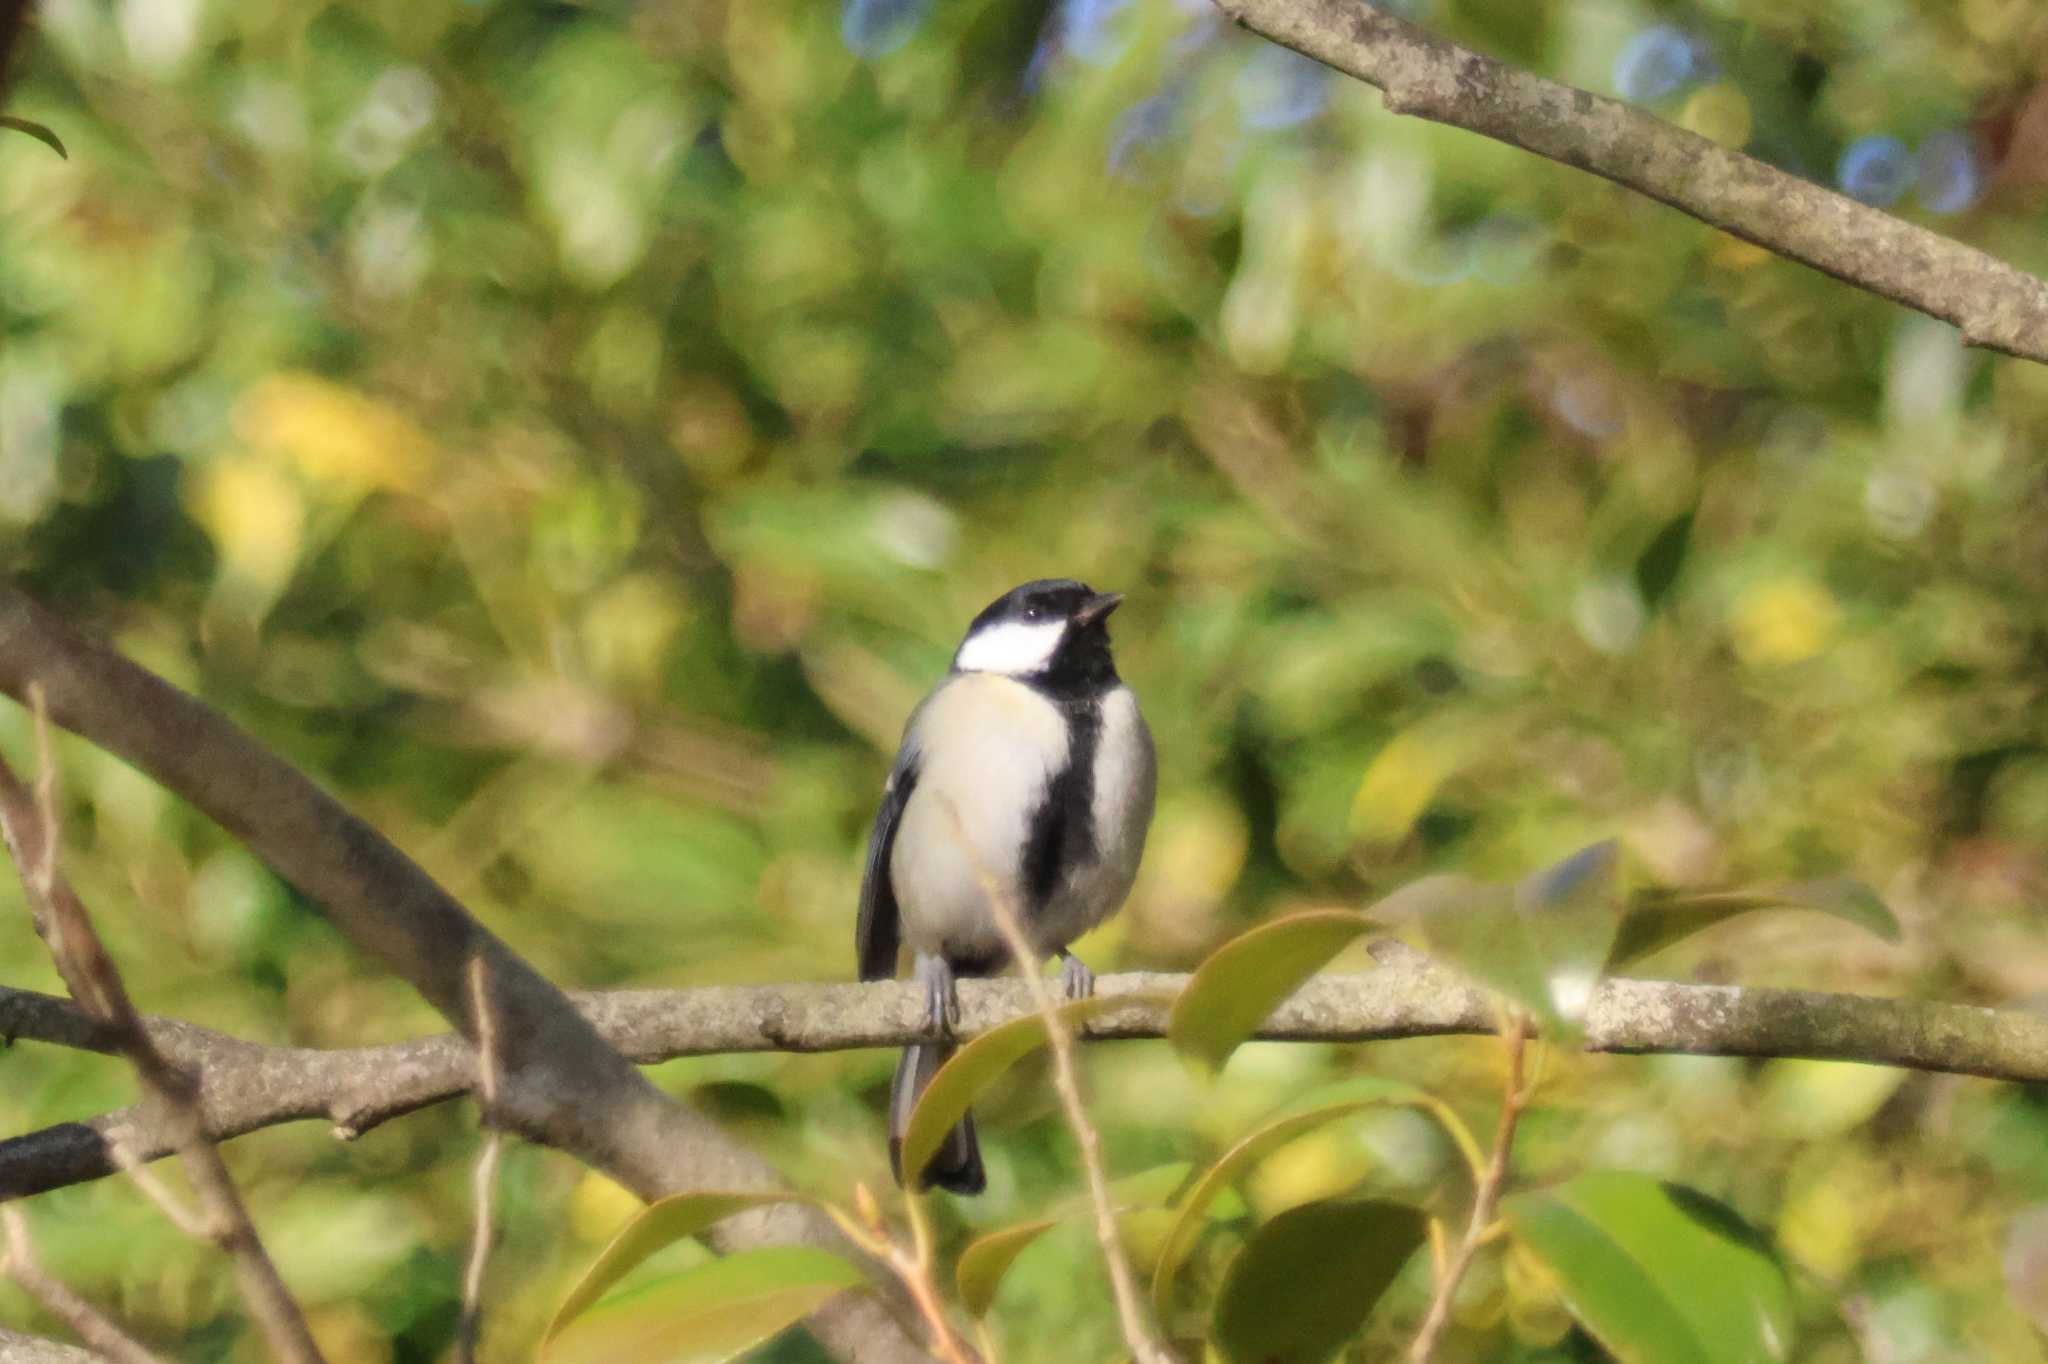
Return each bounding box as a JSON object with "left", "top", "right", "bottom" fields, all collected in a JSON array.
[{"left": 1021, "top": 697, "right": 1101, "bottom": 911}]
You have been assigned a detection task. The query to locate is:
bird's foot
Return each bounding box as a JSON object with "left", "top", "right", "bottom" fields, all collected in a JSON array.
[
  {"left": 915, "top": 953, "right": 960, "bottom": 1038},
  {"left": 1058, "top": 950, "right": 1095, "bottom": 1002}
]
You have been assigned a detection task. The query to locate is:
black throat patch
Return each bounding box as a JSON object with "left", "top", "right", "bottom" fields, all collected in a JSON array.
[{"left": 1020, "top": 692, "right": 1104, "bottom": 912}]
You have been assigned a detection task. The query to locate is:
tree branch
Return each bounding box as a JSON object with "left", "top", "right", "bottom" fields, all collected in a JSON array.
[
  {"left": 7, "top": 956, "right": 2047, "bottom": 1202},
  {"left": 0, "top": 701, "right": 325, "bottom": 1364},
  {"left": 1214, "top": 0, "right": 2048, "bottom": 365},
  {"left": 0, "top": 587, "right": 937, "bottom": 1364},
  {"left": 1408, "top": 1014, "right": 1528, "bottom": 1363},
  {"left": 944, "top": 801, "right": 1174, "bottom": 1364},
  {"left": 2, "top": 1207, "right": 165, "bottom": 1364},
  {"left": 455, "top": 957, "right": 505, "bottom": 1364},
  {"left": 0, "top": 1326, "right": 104, "bottom": 1364}
]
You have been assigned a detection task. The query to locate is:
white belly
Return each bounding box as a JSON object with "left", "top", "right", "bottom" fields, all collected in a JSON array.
[
  {"left": 891, "top": 674, "right": 1065, "bottom": 962},
  {"left": 890, "top": 677, "right": 1155, "bottom": 967}
]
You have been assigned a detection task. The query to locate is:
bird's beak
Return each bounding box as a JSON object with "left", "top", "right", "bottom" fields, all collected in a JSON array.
[{"left": 1074, "top": 591, "right": 1124, "bottom": 626}]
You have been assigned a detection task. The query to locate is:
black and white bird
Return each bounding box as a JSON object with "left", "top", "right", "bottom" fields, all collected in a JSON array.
[{"left": 856, "top": 579, "right": 1157, "bottom": 1195}]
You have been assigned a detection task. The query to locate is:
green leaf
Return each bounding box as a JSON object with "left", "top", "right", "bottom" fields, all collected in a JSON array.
[
  {"left": 1376, "top": 845, "right": 1622, "bottom": 1036},
  {"left": 543, "top": 1246, "right": 864, "bottom": 1364},
  {"left": 899, "top": 994, "right": 1128, "bottom": 1186},
  {"left": 1608, "top": 878, "right": 1898, "bottom": 969},
  {"left": 955, "top": 1218, "right": 1059, "bottom": 1317},
  {"left": 545, "top": 1191, "right": 813, "bottom": 1344},
  {"left": 1515, "top": 839, "right": 1623, "bottom": 1030},
  {"left": 1382, "top": 874, "right": 1554, "bottom": 1022},
  {"left": 1635, "top": 510, "right": 1694, "bottom": 610},
  {"left": 1151, "top": 1076, "right": 1440, "bottom": 1326},
  {"left": 0, "top": 116, "right": 67, "bottom": 158},
  {"left": 1168, "top": 909, "right": 1375, "bottom": 1074},
  {"left": 1212, "top": 1199, "right": 1426, "bottom": 1364},
  {"left": 1504, "top": 1172, "right": 1794, "bottom": 1364},
  {"left": 1368, "top": 872, "right": 1491, "bottom": 921},
  {"left": 1105, "top": 1161, "right": 1197, "bottom": 1209}
]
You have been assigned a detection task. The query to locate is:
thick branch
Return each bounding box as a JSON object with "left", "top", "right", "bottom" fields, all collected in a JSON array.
[
  {"left": 0, "top": 588, "right": 935, "bottom": 1364},
  {"left": 1216, "top": 0, "right": 2048, "bottom": 364},
  {"left": 6, "top": 960, "right": 2046, "bottom": 1200}
]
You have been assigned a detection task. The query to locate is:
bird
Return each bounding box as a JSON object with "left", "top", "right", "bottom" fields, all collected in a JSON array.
[{"left": 856, "top": 579, "right": 1157, "bottom": 1195}]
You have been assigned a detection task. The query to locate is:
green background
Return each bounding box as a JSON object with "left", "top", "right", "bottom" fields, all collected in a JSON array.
[{"left": 7, "top": 0, "right": 2048, "bottom": 1358}]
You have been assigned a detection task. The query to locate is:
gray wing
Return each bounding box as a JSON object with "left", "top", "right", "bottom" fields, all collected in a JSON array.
[{"left": 856, "top": 743, "right": 920, "bottom": 982}]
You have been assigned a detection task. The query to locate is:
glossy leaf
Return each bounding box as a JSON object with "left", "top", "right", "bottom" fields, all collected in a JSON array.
[
  {"left": 1384, "top": 873, "right": 1553, "bottom": 1022},
  {"left": 0, "top": 116, "right": 66, "bottom": 158},
  {"left": 1151, "top": 1076, "right": 1439, "bottom": 1325},
  {"left": 1609, "top": 878, "right": 1898, "bottom": 968},
  {"left": 543, "top": 1246, "right": 864, "bottom": 1364},
  {"left": 546, "top": 1190, "right": 813, "bottom": 1343},
  {"left": 1375, "top": 844, "right": 1623, "bottom": 1035},
  {"left": 1515, "top": 839, "right": 1622, "bottom": 1027},
  {"left": 1368, "top": 872, "right": 1491, "bottom": 921},
  {"left": 898, "top": 994, "right": 1127, "bottom": 1186},
  {"left": 1169, "top": 909, "right": 1375, "bottom": 1074},
  {"left": 1504, "top": 1172, "right": 1794, "bottom": 1364},
  {"left": 1212, "top": 1199, "right": 1427, "bottom": 1364},
  {"left": 956, "top": 1218, "right": 1059, "bottom": 1317}
]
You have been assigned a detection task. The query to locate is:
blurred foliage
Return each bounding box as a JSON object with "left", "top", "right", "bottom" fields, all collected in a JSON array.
[{"left": 9, "top": 0, "right": 2048, "bottom": 1358}]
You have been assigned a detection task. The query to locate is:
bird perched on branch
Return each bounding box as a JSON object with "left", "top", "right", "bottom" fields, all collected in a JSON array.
[{"left": 857, "top": 579, "right": 1157, "bottom": 1194}]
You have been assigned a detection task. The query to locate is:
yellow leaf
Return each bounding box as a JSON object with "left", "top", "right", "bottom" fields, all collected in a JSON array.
[
  {"left": 570, "top": 1170, "right": 644, "bottom": 1243},
  {"left": 1731, "top": 577, "right": 1839, "bottom": 667},
  {"left": 199, "top": 458, "right": 304, "bottom": 592},
  {"left": 1244, "top": 1127, "right": 1375, "bottom": 1220},
  {"left": 1777, "top": 1153, "right": 1885, "bottom": 1279},
  {"left": 234, "top": 373, "right": 437, "bottom": 493},
  {"left": 1679, "top": 85, "right": 1752, "bottom": 149},
  {"left": 1351, "top": 716, "right": 1482, "bottom": 842}
]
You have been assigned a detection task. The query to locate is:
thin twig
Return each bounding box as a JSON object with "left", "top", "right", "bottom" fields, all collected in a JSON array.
[
  {"left": 824, "top": 1191, "right": 979, "bottom": 1364},
  {"left": 456, "top": 956, "right": 506, "bottom": 1364},
  {"left": 1408, "top": 1015, "right": 1531, "bottom": 1363},
  {"left": 0, "top": 693, "right": 328, "bottom": 1364},
  {"left": 940, "top": 803, "right": 1177, "bottom": 1364},
  {"left": 1, "top": 1207, "right": 168, "bottom": 1364},
  {"left": 101, "top": 1132, "right": 208, "bottom": 1238},
  {"left": 0, "top": 579, "right": 939, "bottom": 1364}
]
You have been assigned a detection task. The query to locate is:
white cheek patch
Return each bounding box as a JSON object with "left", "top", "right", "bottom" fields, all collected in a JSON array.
[{"left": 953, "top": 620, "right": 1066, "bottom": 675}]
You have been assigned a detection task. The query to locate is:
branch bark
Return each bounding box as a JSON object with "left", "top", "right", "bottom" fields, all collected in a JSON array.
[
  {"left": 1214, "top": 0, "right": 2048, "bottom": 365},
  {"left": 0, "top": 1327, "right": 103, "bottom": 1364},
  {"left": 7, "top": 956, "right": 2046, "bottom": 1201},
  {"left": 0, "top": 587, "right": 936, "bottom": 1364},
  {"left": 0, "top": 715, "right": 324, "bottom": 1364}
]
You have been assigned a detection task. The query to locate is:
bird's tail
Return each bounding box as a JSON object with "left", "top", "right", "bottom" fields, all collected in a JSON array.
[{"left": 888, "top": 1041, "right": 985, "bottom": 1195}]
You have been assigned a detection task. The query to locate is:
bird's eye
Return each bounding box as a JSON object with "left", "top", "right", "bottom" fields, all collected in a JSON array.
[{"left": 1023, "top": 605, "right": 1043, "bottom": 621}]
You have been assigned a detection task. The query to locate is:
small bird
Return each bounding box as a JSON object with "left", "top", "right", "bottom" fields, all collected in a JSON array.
[{"left": 857, "top": 579, "right": 1157, "bottom": 1194}]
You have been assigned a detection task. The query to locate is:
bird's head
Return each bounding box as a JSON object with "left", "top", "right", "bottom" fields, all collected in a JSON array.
[{"left": 951, "top": 579, "right": 1125, "bottom": 687}]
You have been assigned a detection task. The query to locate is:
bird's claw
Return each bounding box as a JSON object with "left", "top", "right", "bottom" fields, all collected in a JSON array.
[
  {"left": 916, "top": 953, "right": 960, "bottom": 1039},
  {"left": 1058, "top": 950, "right": 1095, "bottom": 1002}
]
